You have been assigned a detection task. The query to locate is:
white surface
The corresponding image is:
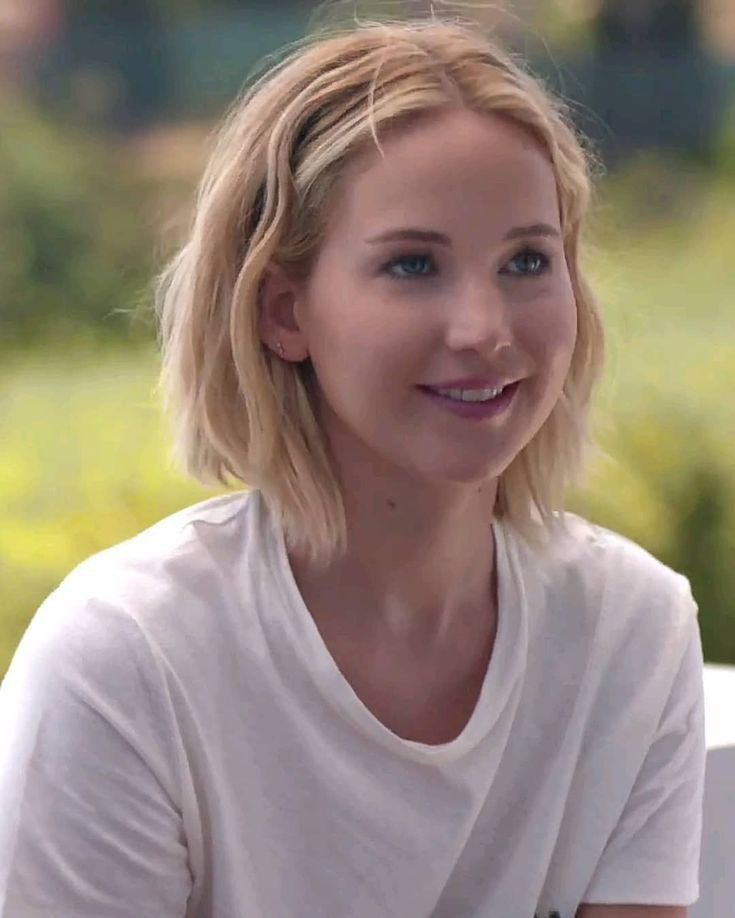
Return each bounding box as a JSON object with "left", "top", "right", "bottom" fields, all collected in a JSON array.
[
  {"left": 690, "top": 745, "right": 735, "bottom": 918},
  {"left": 691, "top": 665, "right": 735, "bottom": 917},
  {"left": 703, "top": 663, "right": 735, "bottom": 750}
]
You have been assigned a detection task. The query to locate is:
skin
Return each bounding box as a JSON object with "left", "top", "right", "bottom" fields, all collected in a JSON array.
[{"left": 260, "top": 106, "right": 688, "bottom": 918}]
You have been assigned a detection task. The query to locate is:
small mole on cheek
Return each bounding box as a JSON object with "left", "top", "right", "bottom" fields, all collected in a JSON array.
[{"left": 387, "top": 499, "right": 397, "bottom": 509}]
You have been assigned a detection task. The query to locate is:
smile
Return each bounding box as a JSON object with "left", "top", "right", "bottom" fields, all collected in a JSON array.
[
  {"left": 429, "top": 384, "right": 505, "bottom": 402},
  {"left": 418, "top": 380, "right": 521, "bottom": 420}
]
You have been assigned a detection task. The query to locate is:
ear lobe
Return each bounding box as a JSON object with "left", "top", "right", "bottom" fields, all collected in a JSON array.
[{"left": 257, "top": 263, "right": 309, "bottom": 361}]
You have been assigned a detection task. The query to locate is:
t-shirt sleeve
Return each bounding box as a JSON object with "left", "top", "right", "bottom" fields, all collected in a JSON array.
[
  {"left": 0, "top": 577, "right": 193, "bottom": 917},
  {"left": 581, "top": 585, "right": 706, "bottom": 908}
]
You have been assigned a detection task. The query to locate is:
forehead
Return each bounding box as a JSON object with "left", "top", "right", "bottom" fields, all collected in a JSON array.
[{"left": 328, "top": 108, "right": 560, "bottom": 237}]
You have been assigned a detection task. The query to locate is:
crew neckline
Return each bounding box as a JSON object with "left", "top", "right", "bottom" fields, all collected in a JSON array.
[{"left": 255, "top": 489, "right": 528, "bottom": 764}]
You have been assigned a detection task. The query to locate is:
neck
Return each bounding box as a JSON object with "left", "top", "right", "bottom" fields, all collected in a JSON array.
[{"left": 287, "top": 451, "right": 499, "bottom": 640}]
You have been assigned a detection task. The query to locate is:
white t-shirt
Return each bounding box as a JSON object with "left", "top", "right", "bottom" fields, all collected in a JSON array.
[{"left": 0, "top": 489, "right": 706, "bottom": 918}]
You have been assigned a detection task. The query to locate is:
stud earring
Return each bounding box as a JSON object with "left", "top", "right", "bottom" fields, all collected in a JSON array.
[{"left": 276, "top": 342, "right": 285, "bottom": 358}]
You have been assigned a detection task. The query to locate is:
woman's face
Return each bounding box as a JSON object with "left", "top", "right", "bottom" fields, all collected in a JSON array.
[{"left": 291, "top": 107, "right": 577, "bottom": 487}]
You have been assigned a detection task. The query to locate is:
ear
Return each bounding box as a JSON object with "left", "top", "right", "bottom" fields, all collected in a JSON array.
[{"left": 257, "top": 262, "right": 310, "bottom": 363}]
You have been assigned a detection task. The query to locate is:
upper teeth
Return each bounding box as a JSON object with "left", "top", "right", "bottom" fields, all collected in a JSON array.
[{"left": 433, "top": 385, "right": 504, "bottom": 402}]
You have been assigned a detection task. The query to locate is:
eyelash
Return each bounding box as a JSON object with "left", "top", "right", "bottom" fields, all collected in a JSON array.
[{"left": 382, "top": 248, "right": 552, "bottom": 280}]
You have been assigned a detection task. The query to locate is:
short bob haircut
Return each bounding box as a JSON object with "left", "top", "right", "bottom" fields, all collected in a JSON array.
[{"left": 155, "top": 16, "right": 605, "bottom": 570}]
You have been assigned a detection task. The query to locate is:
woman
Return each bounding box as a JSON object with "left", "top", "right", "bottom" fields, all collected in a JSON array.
[{"left": 0, "top": 17, "right": 705, "bottom": 918}]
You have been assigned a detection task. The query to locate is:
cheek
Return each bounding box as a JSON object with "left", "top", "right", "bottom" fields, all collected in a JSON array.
[
  {"left": 306, "top": 297, "right": 407, "bottom": 413},
  {"left": 308, "top": 275, "right": 422, "bottom": 383},
  {"left": 522, "top": 289, "right": 577, "bottom": 372}
]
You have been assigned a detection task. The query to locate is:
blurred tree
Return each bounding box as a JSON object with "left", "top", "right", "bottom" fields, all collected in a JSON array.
[
  {"left": 34, "top": 0, "right": 312, "bottom": 127},
  {"left": 587, "top": 0, "right": 725, "bottom": 162},
  {"left": 596, "top": 0, "right": 698, "bottom": 48},
  {"left": 670, "top": 464, "right": 735, "bottom": 664},
  {"left": 38, "top": 0, "right": 172, "bottom": 129},
  {"left": 0, "top": 100, "right": 156, "bottom": 349},
  {"left": 64, "top": 0, "right": 274, "bottom": 14}
]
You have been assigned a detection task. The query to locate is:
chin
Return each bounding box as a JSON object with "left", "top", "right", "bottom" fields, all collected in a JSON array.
[
  {"left": 412, "top": 455, "right": 510, "bottom": 488},
  {"left": 428, "top": 435, "right": 522, "bottom": 479}
]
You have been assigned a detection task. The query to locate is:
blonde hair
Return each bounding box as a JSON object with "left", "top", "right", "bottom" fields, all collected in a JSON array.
[{"left": 154, "top": 15, "right": 605, "bottom": 569}]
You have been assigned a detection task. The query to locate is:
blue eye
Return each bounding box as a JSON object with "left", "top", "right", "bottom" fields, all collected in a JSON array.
[
  {"left": 502, "top": 249, "right": 550, "bottom": 277},
  {"left": 382, "top": 248, "right": 550, "bottom": 280},
  {"left": 383, "top": 253, "right": 435, "bottom": 279}
]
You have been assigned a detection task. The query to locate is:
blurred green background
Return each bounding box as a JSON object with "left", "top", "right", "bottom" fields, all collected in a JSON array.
[{"left": 2, "top": 0, "right": 735, "bottom": 675}]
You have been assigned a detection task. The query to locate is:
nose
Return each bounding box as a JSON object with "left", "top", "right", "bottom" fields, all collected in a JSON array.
[{"left": 443, "top": 278, "right": 512, "bottom": 355}]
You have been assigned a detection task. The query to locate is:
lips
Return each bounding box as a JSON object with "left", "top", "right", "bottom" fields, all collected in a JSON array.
[{"left": 418, "top": 379, "right": 521, "bottom": 420}]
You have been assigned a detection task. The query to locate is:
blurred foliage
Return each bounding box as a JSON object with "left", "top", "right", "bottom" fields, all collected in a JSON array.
[{"left": 0, "top": 98, "right": 157, "bottom": 351}]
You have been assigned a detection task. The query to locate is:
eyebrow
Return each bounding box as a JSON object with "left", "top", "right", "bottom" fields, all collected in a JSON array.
[{"left": 365, "top": 223, "right": 561, "bottom": 245}]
